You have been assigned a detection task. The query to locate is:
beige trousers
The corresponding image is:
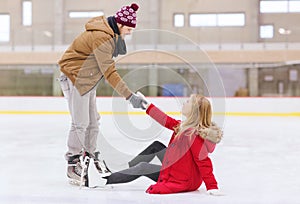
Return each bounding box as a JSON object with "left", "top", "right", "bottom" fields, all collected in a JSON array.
[{"left": 64, "top": 78, "right": 100, "bottom": 160}]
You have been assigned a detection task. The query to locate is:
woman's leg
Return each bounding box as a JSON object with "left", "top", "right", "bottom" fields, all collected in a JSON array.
[
  {"left": 128, "top": 141, "right": 166, "bottom": 167},
  {"left": 106, "top": 162, "right": 161, "bottom": 184}
]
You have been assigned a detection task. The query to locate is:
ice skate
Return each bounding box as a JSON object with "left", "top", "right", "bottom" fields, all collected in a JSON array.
[
  {"left": 67, "top": 152, "right": 90, "bottom": 187},
  {"left": 94, "top": 151, "right": 112, "bottom": 177}
]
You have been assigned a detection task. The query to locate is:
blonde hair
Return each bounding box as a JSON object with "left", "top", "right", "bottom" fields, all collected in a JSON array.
[{"left": 175, "top": 94, "right": 212, "bottom": 137}]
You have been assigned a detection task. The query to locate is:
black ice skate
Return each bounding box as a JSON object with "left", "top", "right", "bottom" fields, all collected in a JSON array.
[
  {"left": 67, "top": 152, "right": 90, "bottom": 187},
  {"left": 94, "top": 151, "right": 111, "bottom": 177}
]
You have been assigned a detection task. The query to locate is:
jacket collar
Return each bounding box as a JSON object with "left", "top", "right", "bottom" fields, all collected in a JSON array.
[{"left": 107, "top": 16, "right": 127, "bottom": 57}]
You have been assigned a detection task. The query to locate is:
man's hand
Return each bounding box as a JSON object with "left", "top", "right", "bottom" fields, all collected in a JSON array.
[{"left": 136, "top": 91, "right": 150, "bottom": 109}]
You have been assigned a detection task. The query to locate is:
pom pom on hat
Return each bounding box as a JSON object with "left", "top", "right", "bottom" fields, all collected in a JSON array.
[
  {"left": 130, "top": 3, "right": 139, "bottom": 11},
  {"left": 115, "top": 3, "right": 139, "bottom": 28}
]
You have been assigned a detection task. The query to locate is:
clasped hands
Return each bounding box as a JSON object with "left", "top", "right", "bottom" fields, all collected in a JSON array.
[{"left": 127, "top": 91, "right": 149, "bottom": 110}]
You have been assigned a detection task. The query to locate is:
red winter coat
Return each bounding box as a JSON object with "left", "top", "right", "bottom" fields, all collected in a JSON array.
[{"left": 145, "top": 104, "right": 220, "bottom": 194}]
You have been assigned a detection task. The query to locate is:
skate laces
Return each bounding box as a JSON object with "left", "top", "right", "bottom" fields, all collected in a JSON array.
[
  {"left": 95, "top": 159, "right": 111, "bottom": 173},
  {"left": 74, "top": 163, "right": 82, "bottom": 176},
  {"left": 96, "top": 160, "right": 106, "bottom": 171},
  {"left": 79, "top": 154, "right": 90, "bottom": 188},
  {"left": 67, "top": 158, "right": 82, "bottom": 177}
]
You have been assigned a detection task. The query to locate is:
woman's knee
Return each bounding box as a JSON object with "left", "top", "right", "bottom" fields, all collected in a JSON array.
[
  {"left": 136, "top": 162, "right": 149, "bottom": 169},
  {"left": 135, "top": 162, "right": 159, "bottom": 175}
]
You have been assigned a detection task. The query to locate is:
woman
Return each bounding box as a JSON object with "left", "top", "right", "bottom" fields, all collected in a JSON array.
[{"left": 104, "top": 94, "right": 223, "bottom": 195}]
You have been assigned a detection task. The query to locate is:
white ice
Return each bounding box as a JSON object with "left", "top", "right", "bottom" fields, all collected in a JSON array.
[{"left": 1, "top": 100, "right": 300, "bottom": 204}]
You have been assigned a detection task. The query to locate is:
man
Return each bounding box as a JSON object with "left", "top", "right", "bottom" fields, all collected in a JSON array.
[{"left": 58, "top": 3, "right": 145, "bottom": 187}]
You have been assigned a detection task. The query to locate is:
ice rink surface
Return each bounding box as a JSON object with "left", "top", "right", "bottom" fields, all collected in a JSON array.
[{"left": 1, "top": 99, "right": 300, "bottom": 204}]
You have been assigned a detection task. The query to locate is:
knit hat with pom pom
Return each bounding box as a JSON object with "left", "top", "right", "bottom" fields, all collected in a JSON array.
[{"left": 114, "top": 3, "right": 139, "bottom": 28}]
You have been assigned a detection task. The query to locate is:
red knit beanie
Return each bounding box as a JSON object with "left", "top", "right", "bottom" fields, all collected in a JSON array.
[{"left": 114, "top": 3, "right": 139, "bottom": 28}]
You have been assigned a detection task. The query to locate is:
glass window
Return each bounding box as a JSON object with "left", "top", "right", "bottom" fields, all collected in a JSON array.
[
  {"left": 260, "top": 0, "right": 300, "bottom": 13},
  {"left": 260, "top": 25, "right": 274, "bottom": 38},
  {"left": 189, "top": 14, "right": 217, "bottom": 27},
  {"left": 189, "top": 13, "right": 245, "bottom": 27},
  {"left": 22, "top": 1, "right": 32, "bottom": 26},
  {"left": 174, "top": 14, "right": 184, "bottom": 27},
  {"left": 260, "top": 1, "right": 288, "bottom": 13},
  {"left": 0, "top": 14, "right": 10, "bottom": 42},
  {"left": 289, "top": 1, "right": 300, "bottom": 12},
  {"left": 217, "top": 13, "right": 245, "bottom": 26},
  {"left": 69, "top": 11, "right": 104, "bottom": 18}
]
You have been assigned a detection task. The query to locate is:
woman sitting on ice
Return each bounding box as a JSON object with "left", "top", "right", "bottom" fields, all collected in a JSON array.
[{"left": 103, "top": 94, "right": 223, "bottom": 195}]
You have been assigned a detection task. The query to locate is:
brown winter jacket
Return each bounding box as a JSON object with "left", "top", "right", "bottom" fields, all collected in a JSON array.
[{"left": 58, "top": 16, "right": 132, "bottom": 98}]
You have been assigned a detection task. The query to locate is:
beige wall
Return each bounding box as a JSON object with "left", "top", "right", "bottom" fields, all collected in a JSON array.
[
  {"left": 1, "top": 50, "right": 300, "bottom": 65},
  {"left": 0, "top": 0, "right": 56, "bottom": 45},
  {"left": 260, "top": 13, "right": 300, "bottom": 43},
  {"left": 62, "top": 0, "right": 155, "bottom": 44},
  {"left": 160, "top": 0, "right": 259, "bottom": 43},
  {"left": 1, "top": 0, "right": 300, "bottom": 46}
]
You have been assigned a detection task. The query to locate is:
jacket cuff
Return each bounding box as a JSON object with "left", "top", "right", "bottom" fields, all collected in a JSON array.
[
  {"left": 125, "top": 93, "right": 132, "bottom": 100},
  {"left": 146, "top": 103, "right": 154, "bottom": 114}
]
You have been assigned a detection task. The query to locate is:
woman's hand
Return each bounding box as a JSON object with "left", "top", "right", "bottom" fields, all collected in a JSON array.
[{"left": 207, "top": 189, "right": 225, "bottom": 196}]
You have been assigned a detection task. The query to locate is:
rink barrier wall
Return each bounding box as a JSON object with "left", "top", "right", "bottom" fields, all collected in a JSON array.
[{"left": 0, "top": 97, "right": 299, "bottom": 117}]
